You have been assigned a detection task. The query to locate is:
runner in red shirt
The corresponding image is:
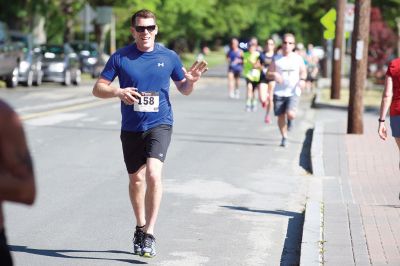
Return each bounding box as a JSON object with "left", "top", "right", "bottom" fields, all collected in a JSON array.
[{"left": 378, "top": 58, "right": 400, "bottom": 194}]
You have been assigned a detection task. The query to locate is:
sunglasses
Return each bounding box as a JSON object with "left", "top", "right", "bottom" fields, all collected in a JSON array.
[
  {"left": 135, "top": 25, "right": 156, "bottom": 33},
  {"left": 283, "top": 41, "right": 294, "bottom": 45}
]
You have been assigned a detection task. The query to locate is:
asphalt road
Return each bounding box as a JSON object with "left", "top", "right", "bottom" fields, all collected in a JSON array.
[{"left": 1, "top": 70, "right": 316, "bottom": 266}]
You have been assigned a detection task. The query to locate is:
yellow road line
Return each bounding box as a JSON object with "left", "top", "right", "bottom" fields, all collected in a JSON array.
[{"left": 21, "top": 99, "right": 118, "bottom": 121}]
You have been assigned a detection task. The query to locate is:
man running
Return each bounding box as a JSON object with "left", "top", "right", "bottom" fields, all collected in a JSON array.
[
  {"left": 0, "top": 99, "right": 36, "bottom": 266},
  {"left": 92, "top": 9, "right": 207, "bottom": 258},
  {"left": 268, "top": 33, "right": 307, "bottom": 147}
]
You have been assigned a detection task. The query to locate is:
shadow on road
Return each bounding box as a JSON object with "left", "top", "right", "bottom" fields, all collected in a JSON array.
[
  {"left": 220, "top": 206, "right": 304, "bottom": 266},
  {"left": 9, "top": 245, "right": 147, "bottom": 264}
]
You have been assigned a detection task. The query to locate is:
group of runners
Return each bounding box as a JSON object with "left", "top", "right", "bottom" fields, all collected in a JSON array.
[{"left": 227, "top": 34, "right": 320, "bottom": 147}]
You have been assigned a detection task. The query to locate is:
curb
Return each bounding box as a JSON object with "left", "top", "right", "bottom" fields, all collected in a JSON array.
[{"left": 300, "top": 119, "right": 325, "bottom": 265}]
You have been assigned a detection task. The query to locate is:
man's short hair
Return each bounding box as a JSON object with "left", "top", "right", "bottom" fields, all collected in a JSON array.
[
  {"left": 131, "top": 9, "right": 156, "bottom": 27},
  {"left": 283, "top": 33, "right": 295, "bottom": 42}
]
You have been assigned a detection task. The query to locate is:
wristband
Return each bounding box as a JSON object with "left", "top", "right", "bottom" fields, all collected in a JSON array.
[{"left": 378, "top": 118, "right": 385, "bottom": 122}]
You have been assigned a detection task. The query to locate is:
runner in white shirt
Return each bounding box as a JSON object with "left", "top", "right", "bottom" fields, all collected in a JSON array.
[{"left": 268, "top": 33, "right": 307, "bottom": 147}]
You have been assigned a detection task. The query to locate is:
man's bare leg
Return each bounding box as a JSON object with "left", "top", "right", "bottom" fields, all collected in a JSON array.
[
  {"left": 129, "top": 165, "right": 147, "bottom": 227},
  {"left": 144, "top": 158, "right": 163, "bottom": 235}
]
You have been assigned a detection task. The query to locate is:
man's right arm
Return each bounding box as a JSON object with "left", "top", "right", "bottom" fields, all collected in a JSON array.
[
  {"left": 92, "top": 78, "right": 140, "bottom": 105},
  {"left": 93, "top": 78, "right": 121, "bottom": 99}
]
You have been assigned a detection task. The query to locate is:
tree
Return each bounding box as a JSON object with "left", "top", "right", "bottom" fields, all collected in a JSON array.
[{"left": 368, "top": 7, "right": 396, "bottom": 82}]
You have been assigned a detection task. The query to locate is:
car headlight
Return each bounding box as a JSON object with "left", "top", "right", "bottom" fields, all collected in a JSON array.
[
  {"left": 19, "top": 61, "right": 30, "bottom": 73},
  {"left": 87, "top": 57, "right": 98, "bottom": 65},
  {"left": 48, "top": 62, "right": 65, "bottom": 72}
]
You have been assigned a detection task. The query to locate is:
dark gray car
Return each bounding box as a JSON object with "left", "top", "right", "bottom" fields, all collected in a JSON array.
[
  {"left": 0, "top": 21, "right": 23, "bottom": 88},
  {"left": 40, "top": 43, "right": 81, "bottom": 86}
]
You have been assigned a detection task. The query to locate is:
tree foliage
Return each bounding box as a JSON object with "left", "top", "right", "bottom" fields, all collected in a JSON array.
[{"left": 0, "top": 0, "right": 398, "bottom": 54}]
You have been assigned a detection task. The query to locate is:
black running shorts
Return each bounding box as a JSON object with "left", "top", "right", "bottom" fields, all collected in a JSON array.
[{"left": 120, "top": 124, "right": 172, "bottom": 174}]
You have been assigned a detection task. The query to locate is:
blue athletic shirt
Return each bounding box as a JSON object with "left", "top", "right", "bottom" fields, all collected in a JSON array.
[{"left": 101, "top": 43, "right": 185, "bottom": 132}]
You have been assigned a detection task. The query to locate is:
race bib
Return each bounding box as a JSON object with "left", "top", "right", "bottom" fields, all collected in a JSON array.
[{"left": 133, "top": 91, "right": 159, "bottom": 112}]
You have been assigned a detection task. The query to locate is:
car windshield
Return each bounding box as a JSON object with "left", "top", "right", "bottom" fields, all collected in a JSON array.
[
  {"left": 71, "top": 42, "right": 98, "bottom": 56},
  {"left": 41, "top": 45, "right": 64, "bottom": 60}
]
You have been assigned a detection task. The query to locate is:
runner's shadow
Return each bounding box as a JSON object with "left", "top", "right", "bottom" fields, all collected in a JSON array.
[
  {"left": 220, "top": 206, "right": 304, "bottom": 266},
  {"left": 9, "top": 245, "right": 147, "bottom": 264}
]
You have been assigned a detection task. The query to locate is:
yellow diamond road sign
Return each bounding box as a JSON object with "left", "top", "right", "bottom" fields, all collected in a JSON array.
[{"left": 320, "top": 8, "right": 336, "bottom": 40}]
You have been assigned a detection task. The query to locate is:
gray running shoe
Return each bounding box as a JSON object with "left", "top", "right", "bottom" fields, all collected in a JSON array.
[
  {"left": 280, "top": 137, "right": 288, "bottom": 147},
  {"left": 141, "top": 233, "right": 156, "bottom": 258},
  {"left": 132, "top": 226, "right": 145, "bottom": 255}
]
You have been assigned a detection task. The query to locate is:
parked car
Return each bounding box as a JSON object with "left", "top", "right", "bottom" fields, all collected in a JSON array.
[
  {"left": 10, "top": 31, "right": 43, "bottom": 87},
  {"left": 40, "top": 43, "right": 81, "bottom": 86},
  {"left": 0, "top": 21, "right": 23, "bottom": 88},
  {"left": 70, "top": 41, "right": 102, "bottom": 77}
]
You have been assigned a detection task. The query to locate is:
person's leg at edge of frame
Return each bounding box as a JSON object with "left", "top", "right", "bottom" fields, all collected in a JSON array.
[
  {"left": 395, "top": 138, "right": 400, "bottom": 200},
  {"left": 396, "top": 138, "right": 400, "bottom": 169}
]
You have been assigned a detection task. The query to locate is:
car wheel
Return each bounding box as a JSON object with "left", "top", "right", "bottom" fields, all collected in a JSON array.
[
  {"left": 73, "top": 69, "right": 81, "bottom": 85},
  {"left": 6, "top": 67, "right": 19, "bottom": 88},
  {"left": 34, "top": 70, "right": 43, "bottom": 86},
  {"left": 63, "top": 70, "right": 71, "bottom": 86},
  {"left": 24, "top": 70, "right": 34, "bottom": 87}
]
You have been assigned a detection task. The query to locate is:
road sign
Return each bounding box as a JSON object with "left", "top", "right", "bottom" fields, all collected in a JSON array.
[
  {"left": 344, "top": 3, "right": 355, "bottom": 32},
  {"left": 320, "top": 8, "right": 336, "bottom": 40}
]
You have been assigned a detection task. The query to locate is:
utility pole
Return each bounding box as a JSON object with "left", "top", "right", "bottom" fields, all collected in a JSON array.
[
  {"left": 331, "top": 0, "right": 346, "bottom": 99},
  {"left": 347, "top": 0, "right": 371, "bottom": 134}
]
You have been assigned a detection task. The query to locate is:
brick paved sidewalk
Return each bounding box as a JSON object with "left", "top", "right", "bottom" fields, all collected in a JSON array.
[{"left": 317, "top": 111, "right": 400, "bottom": 265}]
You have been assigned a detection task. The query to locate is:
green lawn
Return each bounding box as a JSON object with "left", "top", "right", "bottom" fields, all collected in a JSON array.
[
  {"left": 180, "top": 49, "right": 225, "bottom": 69},
  {"left": 318, "top": 86, "right": 383, "bottom": 109}
]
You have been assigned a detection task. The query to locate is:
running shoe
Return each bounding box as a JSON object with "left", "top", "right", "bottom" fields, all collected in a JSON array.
[
  {"left": 141, "top": 233, "right": 156, "bottom": 258},
  {"left": 132, "top": 226, "right": 145, "bottom": 255},
  {"left": 280, "top": 137, "right": 288, "bottom": 147},
  {"left": 234, "top": 89, "right": 240, "bottom": 99},
  {"left": 264, "top": 114, "right": 271, "bottom": 124}
]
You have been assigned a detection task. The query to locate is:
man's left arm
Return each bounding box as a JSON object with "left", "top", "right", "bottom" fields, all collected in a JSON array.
[
  {"left": 175, "top": 60, "right": 208, "bottom": 96},
  {"left": 299, "top": 60, "right": 307, "bottom": 89}
]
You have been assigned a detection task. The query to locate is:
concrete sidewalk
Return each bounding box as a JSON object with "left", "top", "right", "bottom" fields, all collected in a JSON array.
[{"left": 301, "top": 91, "right": 400, "bottom": 265}]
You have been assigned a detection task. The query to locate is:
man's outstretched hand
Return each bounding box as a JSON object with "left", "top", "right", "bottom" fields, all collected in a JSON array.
[{"left": 183, "top": 60, "right": 208, "bottom": 83}]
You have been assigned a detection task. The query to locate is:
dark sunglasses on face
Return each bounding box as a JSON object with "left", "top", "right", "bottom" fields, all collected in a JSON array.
[
  {"left": 135, "top": 25, "right": 156, "bottom": 33},
  {"left": 283, "top": 41, "right": 294, "bottom": 45}
]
